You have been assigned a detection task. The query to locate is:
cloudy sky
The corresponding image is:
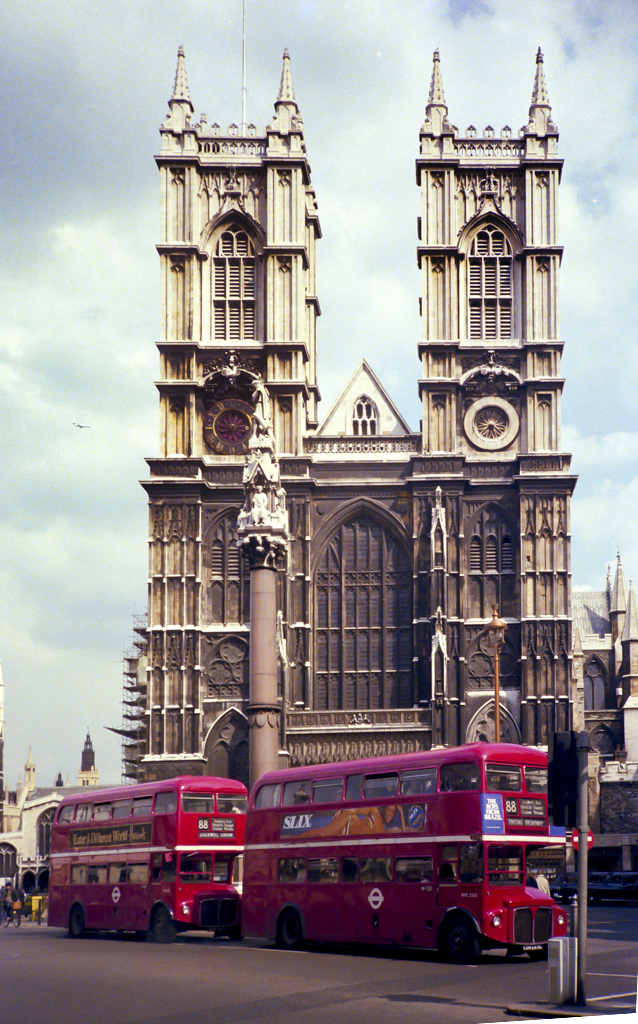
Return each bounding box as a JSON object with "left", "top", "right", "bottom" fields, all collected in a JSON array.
[{"left": 1, "top": 0, "right": 637, "bottom": 789}]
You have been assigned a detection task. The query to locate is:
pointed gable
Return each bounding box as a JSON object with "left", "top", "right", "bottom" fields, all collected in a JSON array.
[{"left": 316, "top": 361, "right": 413, "bottom": 437}]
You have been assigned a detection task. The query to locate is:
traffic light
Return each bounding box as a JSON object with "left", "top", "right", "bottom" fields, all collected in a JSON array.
[{"left": 548, "top": 731, "right": 578, "bottom": 828}]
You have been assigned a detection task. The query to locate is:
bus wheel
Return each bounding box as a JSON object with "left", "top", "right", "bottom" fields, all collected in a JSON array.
[
  {"left": 442, "top": 914, "right": 481, "bottom": 964},
  {"left": 68, "top": 904, "right": 85, "bottom": 939},
  {"left": 150, "top": 906, "right": 176, "bottom": 944},
  {"left": 276, "top": 908, "right": 303, "bottom": 950}
]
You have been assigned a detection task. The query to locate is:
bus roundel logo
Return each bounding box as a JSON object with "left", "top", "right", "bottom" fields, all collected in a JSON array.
[
  {"left": 368, "top": 888, "right": 384, "bottom": 911},
  {"left": 111, "top": 887, "right": 121, "bottom": 904},
  {"left": 408, "top": 804, "right": 425, "bottom": 830}
]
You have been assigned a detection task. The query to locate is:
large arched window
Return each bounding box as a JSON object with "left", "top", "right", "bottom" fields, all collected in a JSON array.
[
  {"left": 468, "top": 225, "right": 512, "bottom": 339},
  {"left": 37, "top": 808, "right": 55, "bottom": 859},
  {"left": 204, "top": 512, "right": 249, "bottom": 626},
  {"left": 315, "top": 517, "right": 412, "bottom": 710},
  {"left": 0, "top": 843, "right": 16, "bottom": 878},
  {"left": 213, "top": 227, "right": 256, "bottom": 340},
  {"left": 584, "top": 657, "right": 607, "bottom": 711}
]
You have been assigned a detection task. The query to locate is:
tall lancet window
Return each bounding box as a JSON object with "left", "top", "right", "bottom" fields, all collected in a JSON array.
[
  {"left": 468, "top": 226, "right": 512, "bottom": 340},
  {"left": 213, "top": 228, "right": 256, "bottom": 340},
  {"left": 352, "top": 396, "right": 378, "bottom": 436}
]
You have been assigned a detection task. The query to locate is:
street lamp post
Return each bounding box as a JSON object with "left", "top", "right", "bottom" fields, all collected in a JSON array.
[{"left": 486, "top": 605, "right": 507, "bottom": 743}]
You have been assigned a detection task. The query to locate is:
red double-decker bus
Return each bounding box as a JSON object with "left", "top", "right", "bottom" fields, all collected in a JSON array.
[
  {"left": 242, "top": 743, "right": 568, "bottom": 962},
  {"left": 48, "top": 776, "right": 247, "bottom": 942}
]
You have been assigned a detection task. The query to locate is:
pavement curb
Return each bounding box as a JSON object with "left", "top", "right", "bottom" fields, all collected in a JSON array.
[{"left": 507, "top": 1002, "right": 633, "bottom": 1018}]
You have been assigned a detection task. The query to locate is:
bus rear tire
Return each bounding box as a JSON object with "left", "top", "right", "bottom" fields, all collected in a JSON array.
[
  {"left": 150, "top": 906, "right": 176, "bottom": 944},
  {"left": 442, "top": 914, "right": 481, "bottom": 964},
  {"left": 276, "top": 908, "right": 303, "bottom": 950},
  {"left": 68, "top": 904, "right": 85, "bottom": 939}
]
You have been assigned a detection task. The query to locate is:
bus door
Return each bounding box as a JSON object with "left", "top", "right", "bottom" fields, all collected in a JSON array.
[
  {"left": 436, "top": 843, "right": 484, "bottom": 917},
  {"left": 355, "top": 855, "right": 395, "bottom": 943},
  {"left": 393, "top": 851, "right": 436, "bottom": 947}
]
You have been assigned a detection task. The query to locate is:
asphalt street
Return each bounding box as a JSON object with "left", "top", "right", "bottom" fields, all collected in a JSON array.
[{"left": 0, "top": 905, "right": 634, "bottom": 1024}]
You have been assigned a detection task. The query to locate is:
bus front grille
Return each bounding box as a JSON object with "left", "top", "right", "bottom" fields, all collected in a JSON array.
[
  {"left": 534, "top": 908, "right": 552, "bottom": 943},
  {"left": 199, "top": 898, "right": 237, "bottom": 929},
  {"left": 513, "top": 908, "right": 533, "bottom": 943}
]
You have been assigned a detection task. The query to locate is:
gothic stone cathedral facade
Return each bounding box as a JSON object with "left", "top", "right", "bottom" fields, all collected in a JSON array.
[{"left": 139, "top": 48, "right": 576, "bottom": 785}]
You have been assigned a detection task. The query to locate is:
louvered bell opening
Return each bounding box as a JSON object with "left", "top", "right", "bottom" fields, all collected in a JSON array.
[
  {"left": 243, "top": 303, "right": 255, "bottom": 338},
  {"left": 469, "top": 260, "right": 481, "bottom": 295},
  {"left": 475, "top": 232, "right": 490, "bottom": 256},
  {"left": 214, "top": 260, "right": 226, "bottom": 297},
  {"left": 485, "top": 537, "right": 498, "bottom": 572},
  {"left": 484, "top": 302, "right": 497, "bottom": 338},
  {"left": 499, "top": 259, "right": 512, "bottom": 295},
  {"left": 470, "top": 537, "right": 482, "bottom": 573},
  {"left": 469, "top": 302, "right": 482, "bottom": 339},
  {"left": 499, "top": 302, "right": 512, "bottom": 338},
  {"left": 484, "top": 260, "right": 497, "bottom": 296},
  {"left": 214, "top": 304, "right": 226, "bottom": 340}
]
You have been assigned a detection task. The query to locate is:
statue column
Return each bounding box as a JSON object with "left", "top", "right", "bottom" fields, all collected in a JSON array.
[{"left": 237, "top": 378, "right": 288, "bottom": 788}]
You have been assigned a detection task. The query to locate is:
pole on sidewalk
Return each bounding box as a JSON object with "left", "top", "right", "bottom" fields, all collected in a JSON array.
[{"left": 575, "top": 730, "right": 590, "bottom": 1006}]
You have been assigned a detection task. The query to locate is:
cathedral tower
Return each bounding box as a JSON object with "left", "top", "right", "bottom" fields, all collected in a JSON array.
[
  {"left": 141, "top": 48, "right": 320, "bottom": 781},
  {"left": 416, "top": 50, "right": 576, "bottom": 747}
]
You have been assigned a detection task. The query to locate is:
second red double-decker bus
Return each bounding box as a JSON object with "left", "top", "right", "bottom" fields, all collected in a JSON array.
[
  {"left": 48, "top": 775, "right": 247, "bottom": 942},
  {"left": 242, "top": 743, "right": 568, "bottom": 962}
]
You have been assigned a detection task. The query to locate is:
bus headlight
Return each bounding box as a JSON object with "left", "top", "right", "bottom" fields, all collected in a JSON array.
[
  {"left": 182, "top": 904, "right": 191, "bottom": 917},
  {"left": 557, "top": 913, "right": 566, "bottom": 926},
  {"left": 491, "top": 913, "right": 502, "bottom": 928}
]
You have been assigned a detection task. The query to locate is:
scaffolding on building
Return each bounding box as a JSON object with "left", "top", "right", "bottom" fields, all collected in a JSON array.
[{"left": 107, "top": 612, "right": 148, "bottom": 783}]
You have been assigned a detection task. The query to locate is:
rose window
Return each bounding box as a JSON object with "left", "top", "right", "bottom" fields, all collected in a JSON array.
[{"left": 474, "top": 406, "right": 509, "bottom": 439}]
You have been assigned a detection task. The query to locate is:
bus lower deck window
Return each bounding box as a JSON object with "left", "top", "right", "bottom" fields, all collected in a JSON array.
[
  {"left": 341, "top": 857, "right": 358, "bottom": 883},
  {"left": 214, "top": 854, "right": 233, "bottom": 883},
  {"left": 88, "top": 865, "right": 107, "bottom": 884},
  {"left": 360, "top": 858, "right": 393, "bottom": 884},
  {"left": 487, "top": 845, "right": 523, "bottom": 885},
  {"left": 308, "top": 858, "right": 339, "bottom": 883},
  {"left": 181, "top": 853, "right": 213, "bottom": 883},
  {"left": 109, "top": 863, "right": 127, "bottom": 885},
  {"left": 278, "top": 858, "right": 307, "bottom": 884},
  {"left": 396, "top": 857, "right": 433, "bottom": 883},
  {"left": 128, "top": 864, "right": 148, "bottom": 884}
]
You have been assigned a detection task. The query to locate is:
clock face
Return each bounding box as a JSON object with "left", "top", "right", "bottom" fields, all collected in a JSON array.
[{"left": 203, "top": 399, "right": 254, "bottom": 454}]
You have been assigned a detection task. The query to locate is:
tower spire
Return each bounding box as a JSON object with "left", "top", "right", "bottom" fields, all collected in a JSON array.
[
  {"left": 165, "top": 45, "right": 194, "bottom": 132},
  {"left": 524, "top": 47, "right": 556, "bottom": 136},
  {"left": 428, "top": 48, "right": 446, "bottom": 106},
  {"left": 172, "top": 45, "right": 192, "bottom": 105},
  {"left": 421, "top": 49, "right": 453, "bottom": 138},
  {"left": 269, "top": 49, "right": 302, "bottom": 134}
]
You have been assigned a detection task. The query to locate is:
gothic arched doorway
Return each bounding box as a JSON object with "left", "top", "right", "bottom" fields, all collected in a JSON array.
[{"left": 203, "top": 708, "right": 249, "bottom": 787}]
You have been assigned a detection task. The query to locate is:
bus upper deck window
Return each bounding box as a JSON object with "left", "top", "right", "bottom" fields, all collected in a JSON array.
[
  {"left": 132, "top": 796, "right": 153, "bottom": 817},
  {"left": 181, "top": 793, "right": 214, "bottom": 814},
  {"left": 312, "top": 778, "right": 343, "bottom": 804},
  {"left": 112, "top": 800, "right": 131, "bottom": 820},
  {"left": 345, "top": 775, "right": 363, "bottom": 801},
  {"left": 58, "top": 805, "right": 74, "bottom": 824},
  {"left": 283, "top": 781, "right": 311, "bottom": 806},
  {"left": 217, "top": 794, "right": 247, "bottom": 814},
  {"left": 76, "top": 804, "right": 92, "bottom": 823},
  {"left": 440, "top": 763, "right": 480, "bottom": 791},
  {"left": 486, "top": 765, "right": 522, "bottom": 792},
  {"left": 400, "top": 768, "right": 437, "bottom": 795},
  {"left": 254, "top": 783, "right": 281, "bottom": 808},
  {"left": 524, "top": 767, "right": 548, "bottom": 794},
  {"left": 154, "top": 791, "right": 177, "bottom": 815},
  {"left": 363, "top": 773, "right": 398, "bottom": 799}
]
